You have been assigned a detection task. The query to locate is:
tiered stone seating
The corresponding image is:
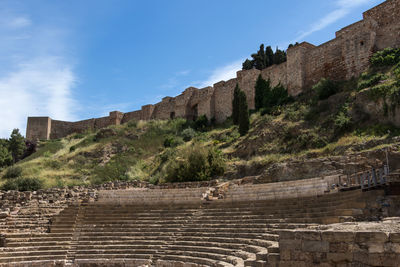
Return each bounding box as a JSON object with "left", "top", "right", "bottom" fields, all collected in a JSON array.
[{"left": 0, "top": 184, "right": 384, "bottom": 266}]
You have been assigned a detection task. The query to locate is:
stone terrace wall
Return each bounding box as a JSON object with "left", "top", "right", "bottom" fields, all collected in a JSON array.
[
  {"left": 278, "top": 221, "right": 400, "bottom": 266},
  {"left": 26, "top": 0, "right": 400, "bottom": 140}
]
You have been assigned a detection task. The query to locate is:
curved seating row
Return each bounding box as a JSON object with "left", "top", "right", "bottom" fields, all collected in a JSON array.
[{"left": 0, "top": 188, "right": 377, "bottom": 267}]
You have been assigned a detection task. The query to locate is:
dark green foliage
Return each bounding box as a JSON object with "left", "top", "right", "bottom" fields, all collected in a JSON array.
[
  {"left": 242, "top": 59, "right": 253, "bottom": 70},
  {"left": 357, "top": 73, "right": 387, "bottom": 90},
  {"left": 268, "top": 84, "right": 292, "bottom": 107},
  {"left": 163, "top": 135, "right": 184, "bottom": 148},
  {"left": 232, "top": 84, "right": 241, "bottom": 125},
  {"left": 3, "top": 166, "right": 22, "bottom": 179},
  {"left": 69, "top": 146, "right": 76, "bottom": 152},
  {"left": 8, "top": 129, "right": 25, "bottom": 163},
  {"left": 193, "top": 115, "right": 209, "bottom": 131},
  {"left": 22, "top": 140, "right": 64, "bottom": 161},
  {"left": 288, "top": 42, "right": 300, "bottom": 49},
  {"left": 2, "top": 177, "right": 43, "bottom": 191},
  {"left": 0, "top": 142, "right": 12, "bottom": 168},
  {"left": 254, "top": 74, "right": 271, "bottom": 111},
  {"left": 370, "top": 48, "right": 400, "bottom": 67},
  {"left": 238, "top": 90, "right": 250, "bottom": 136},
  {"left": 334, "top": 104, "right": 352, "bottom": 134},
  {"left": 164, "top": 145, "right": 225, "bottom": 183},
  {"left": 242, "top": 44, "right": 287, "bottom": 70},
  {"left": 312, "top": 78, "right": 340, "bottom": 100},
  {"left": 354, "top": 124, "right": 400, "bottom": 137},
  {"left": 181, "top": 128, "right": 197, "bottom": 142}
]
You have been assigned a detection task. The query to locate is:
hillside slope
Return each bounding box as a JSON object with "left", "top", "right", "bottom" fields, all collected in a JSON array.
[{"left": 1, "top": 48, "right": 400, "bottom": 190}]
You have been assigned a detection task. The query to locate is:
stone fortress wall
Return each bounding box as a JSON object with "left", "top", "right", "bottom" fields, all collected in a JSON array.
[{"left": 26, "top": 0, "right": 400, "bottom": 140}]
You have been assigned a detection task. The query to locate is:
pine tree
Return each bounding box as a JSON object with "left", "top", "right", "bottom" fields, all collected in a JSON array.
[
  {"left": 8, "top": 129, "right": 25, "bottom": 163},
  {"left": 242, "top": 59, "right": 254, "bottom": 70},
  {"left": 232, "top": 84, "right": 241, "bottom": 125},
  {"left": 238, "top": 90, "right": 250, "bottom": 136},
  {"left": 0, "top": 144, "right": 12, "bottom": 168}
]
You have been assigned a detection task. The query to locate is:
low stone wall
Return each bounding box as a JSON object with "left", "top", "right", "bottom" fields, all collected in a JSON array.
[{"left": 278, "top": 219, "right": 400, "bottom": 266}]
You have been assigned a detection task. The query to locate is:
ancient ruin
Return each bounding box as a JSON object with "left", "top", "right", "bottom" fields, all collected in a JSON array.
[
  {"left": 2, "top": 0, "right": 398, "bottom": 266},
  {"left": 26, "top": 0, "right": 400, "bottom": 141}
]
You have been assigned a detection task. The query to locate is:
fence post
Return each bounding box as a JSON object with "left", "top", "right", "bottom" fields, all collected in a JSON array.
[
  {"left": 372, "top": 168, "right": 377, "bottom": 187},
  {"left": 360, "top": 173, "right": 365, "bottom": 190},
  {"left": 367, "top": 172, "right": 371, "bottom": 189}
]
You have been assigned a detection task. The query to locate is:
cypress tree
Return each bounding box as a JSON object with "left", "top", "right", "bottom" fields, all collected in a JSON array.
[
  {"left": 232, "top": 84, "right": 241, "bottom": 125},
  {"left": 238, "top": 90, "right": 250, "bottom": 136},
  {"left": 9, "top": 129, "right": 25, "bottom": 163},
  {"left": 254, "top": 74, "right": 272, "bottom": 111}
]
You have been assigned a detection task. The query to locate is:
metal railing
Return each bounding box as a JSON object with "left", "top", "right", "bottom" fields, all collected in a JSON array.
[{"left": 338, "top": 165, "right": 389, "bottom": 190}]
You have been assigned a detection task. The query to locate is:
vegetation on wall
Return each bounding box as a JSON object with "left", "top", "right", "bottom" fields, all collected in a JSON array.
[
  {"left": 242, "top": 44, "right": 287, "bottom": 70},
  {"left": 2, "top": 49, "right": 400, "bottom": 190}
]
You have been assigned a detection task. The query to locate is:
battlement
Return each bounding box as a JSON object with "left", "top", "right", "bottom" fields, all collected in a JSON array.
[{"left": 26, "top": 0, "right": 400, "bottom": 141}]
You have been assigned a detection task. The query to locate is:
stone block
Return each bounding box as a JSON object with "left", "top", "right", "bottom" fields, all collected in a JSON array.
[
  {"left": 355, "top": 232, "right": 388, "bottom": 243},
  {"left": 322, "top": 231, "right": 355, "bottom": 242},
  {"left": 302, "top": 240, "right": 329, "bottom": 253},
  {"left": 279, "top": 239, "right": 302, "bottom": 250},
  {"left": 327, "top": 252, "right": 353, "bottom": 263},
  {"left": 295, "top": 230, "right": 321, "bottom": 241}
]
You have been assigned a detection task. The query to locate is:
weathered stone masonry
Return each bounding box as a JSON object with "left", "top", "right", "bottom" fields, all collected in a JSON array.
[{"left": 26, "top": 0, "right": 400, "bottom": 140}]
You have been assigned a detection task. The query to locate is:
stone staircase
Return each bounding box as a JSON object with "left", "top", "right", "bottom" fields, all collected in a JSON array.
[{"left": 0, "top": 186, "right": 380, "bottom": 267}]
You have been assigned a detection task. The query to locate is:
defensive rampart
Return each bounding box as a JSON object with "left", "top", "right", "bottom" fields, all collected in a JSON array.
[{"left": 26, "top": 0, "right": 400, "bottom": 140}]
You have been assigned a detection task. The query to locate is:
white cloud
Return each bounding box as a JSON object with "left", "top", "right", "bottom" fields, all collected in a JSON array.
[
  {"left": 198, "top": 60, "right": 243, "bottom": 88},
  {"left": 291, "top": 0, "right": 376, "bottom": 43},
  {"left": 0, "top": 4, "right": 78, "bottom": 138},
  {"left": 0, "top": 57, "right": 77, "bottom": 138},
  {"left": 7, "top": 16, "right": 31, "bottom": 28}
]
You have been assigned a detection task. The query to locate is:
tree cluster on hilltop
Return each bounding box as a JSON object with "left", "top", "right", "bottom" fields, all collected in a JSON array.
[
  {"left": 0, "top": 129, "right": 30, "bottom": 169},
  {"left": 242, "top": 44, "right": 287, "bottom": 70}
]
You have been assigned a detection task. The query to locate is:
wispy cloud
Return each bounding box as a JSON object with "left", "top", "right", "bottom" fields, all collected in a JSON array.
[
  {"left": 197, "top": 60, "right": 243, "bottom": 88},
  {"left": 0, "top": 5, "right": 77, "bottom": 138},
  {"left": 7, "top": 16, "right": 31, "bottom": 28},
  {"left": 291, "top": 0, "right": 376, "bottom": 43},
  {"left": 0, "top": 58, "right": 77, "bottom": 138}
]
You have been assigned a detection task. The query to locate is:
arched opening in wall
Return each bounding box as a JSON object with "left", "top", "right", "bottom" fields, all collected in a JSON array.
[
  {"left": 360, "top": 41, "right": 364, "bottom": 46},
  {"left": 170, "top": 112, "right": 175, "bottom": 119},
  {"left": 186, "top": 104, "right": 198, "bottom": 121}
]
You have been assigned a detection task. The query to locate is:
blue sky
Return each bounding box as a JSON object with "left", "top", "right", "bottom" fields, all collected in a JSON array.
[{"left": 0, "top": 0, "right": 385, "bottom": 138}]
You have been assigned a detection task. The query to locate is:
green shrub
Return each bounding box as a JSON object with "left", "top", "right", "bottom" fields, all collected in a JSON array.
[
  {"left": 313, "top": 78, "right": 340, "bottom": 100},
  {"left": 357, "top": 73, "right": 387, "bottom": 90},
  {"left": 334, "top": 104, "right": 352, "bottom": 133},
  {"left": 69, "top": 146, "right": 76, "bottom": 152},
  {"left": 181, "top": 128, "right": 197, "bottom": 142},
  {"left": 370, "top": 48, "right": 400, "bottom": 67},
  {"left": 163, "top": 135, "right": 184, "bottom": 148},
  {"left": 1, "top": 177, "right": 43, "bottom": 191},
  {"left": 193, "top": 115, "right": 209, "bottom": 131},
  {"left": 3, "top": 166, "right": 22, "bottom": 179},
  {"left": 164, "top": 145, "right": 225, "bottom": 183}
]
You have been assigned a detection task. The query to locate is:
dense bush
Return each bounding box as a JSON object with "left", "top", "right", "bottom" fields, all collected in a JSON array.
[
  {"left": 334, "top": 104, "right": 352, "bottom": 133},
  {"left": 3, "top": 166, "right": 23, "bottom": 179},
  {"left": 370, "top": 48, "right": 400, "bottom": 67},
  {"left": 312, "top": 78, "right": 340, "bottom": 100},
  {"left": 164, "top": 145, "right": 225, "bottom": 183},
  {"left": 0, "top": 144, "right": 12, "bottom": 169},
  {"left": 193, "top": 115, "right": 209, "bottom": 131},
  {"left": 163, "top": 135, "right": 184, "bottom": 148},
  {"left": 1, "top": 177, "right": 43, "bottom": 191},
  {"left": 181, "top": 128, "right": 197, "bottom": 142}
]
